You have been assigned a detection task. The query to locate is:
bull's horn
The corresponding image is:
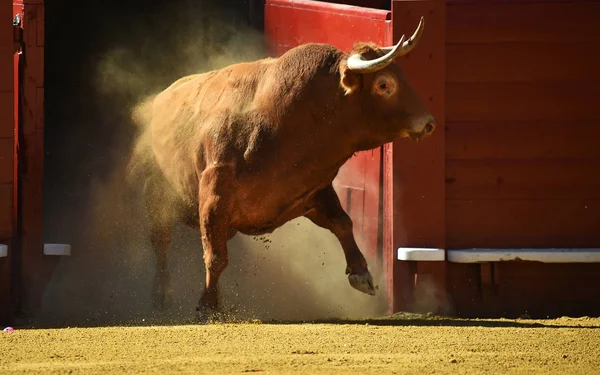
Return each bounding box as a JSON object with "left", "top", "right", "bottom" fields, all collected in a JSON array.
[
  {"left": 346, "top": 16, "right": 424, "bottom": 74},
  {"left": 381, "top": 16, "right": 425, "bottom": 56}
]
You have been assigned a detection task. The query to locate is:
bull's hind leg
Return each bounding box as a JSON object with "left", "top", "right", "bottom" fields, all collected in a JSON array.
[
  {"left": 304, "top": 185, "right": 376, "bottom": 296},
  {"left": 144, "top": 175, "right": 175, "bottom": 310},
  {"left": 196, "top": 167, "right": 233, "bottom": 320}
]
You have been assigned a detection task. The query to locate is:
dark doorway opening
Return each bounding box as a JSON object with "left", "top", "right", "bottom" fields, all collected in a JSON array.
[
  {"left": 38, "top": 0, "right": 266, "bottom": 324},
  {"left": 43, "top": 0, "right": 263, "bottom": 243}
]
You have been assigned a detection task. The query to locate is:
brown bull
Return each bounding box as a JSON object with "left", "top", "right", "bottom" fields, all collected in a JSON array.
[{"left": 138, "top": 17, "right": 436, "bottom": 319}]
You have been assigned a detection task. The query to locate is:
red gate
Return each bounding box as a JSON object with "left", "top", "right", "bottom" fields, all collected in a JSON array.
[
  {"left": 0, "top": 0, "right": 17, "bottom": 322},
  {"left": 3, "top": 0, "right": 50, "bottom": 322},
  {"left": 264, "top": 0, "right": 392, "bottom": 271},
  {"left": 265, "top": 0, "right": 446, "bottom": 314}
]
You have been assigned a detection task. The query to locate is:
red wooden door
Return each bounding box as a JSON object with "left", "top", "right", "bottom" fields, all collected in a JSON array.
[
  {"left": 11, "top": 0, "right": 50, "bottom": 318},
  {"left": 0, "top": 0, "right": 18, "bottom": 322},
  {"left": 445, "top": 0, "right": 600, "bottom": 249},
  {"left": 264, "top": 0, "right": 391, "bottom": 267}
]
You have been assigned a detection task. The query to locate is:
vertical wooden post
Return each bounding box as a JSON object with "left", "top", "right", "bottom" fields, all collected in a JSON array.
[
  {"left": 15, "top": 0, "right": 53, "bottom": 318},
  {"left": 384, "top": 0, "right": 446, "bottom": 314},
  {"left": 0, "top": 0, "right": 17, "bottom": 323}
]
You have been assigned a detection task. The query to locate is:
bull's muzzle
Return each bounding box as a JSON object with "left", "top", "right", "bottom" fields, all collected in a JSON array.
[{"left": 409, "top": 119, "right": 436, "bottom": 142}]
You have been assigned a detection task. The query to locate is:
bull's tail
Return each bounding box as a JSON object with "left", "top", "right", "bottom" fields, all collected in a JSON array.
[{"left": 126, "top": 94, "right": 159, "bottom": 186}]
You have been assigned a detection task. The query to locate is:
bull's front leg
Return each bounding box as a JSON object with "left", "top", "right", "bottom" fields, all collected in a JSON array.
[
  {"left": 304, "top": 185, "right": 376, "bottom": 296},
  {"left": 196, "top": 167, "right": 232, "bottom": 320}
]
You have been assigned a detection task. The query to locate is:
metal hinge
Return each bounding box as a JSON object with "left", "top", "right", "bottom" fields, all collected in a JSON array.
[{"left": 13, "top": 14, "right": 23, "bottom": 54}]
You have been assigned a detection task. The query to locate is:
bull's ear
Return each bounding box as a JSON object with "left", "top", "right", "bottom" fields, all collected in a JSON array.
[{"left": 340, "top": 61, "right": 360, "bottom": 95}]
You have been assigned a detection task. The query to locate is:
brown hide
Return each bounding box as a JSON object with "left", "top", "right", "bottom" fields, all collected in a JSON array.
[
  {"left": 138, "top": 41, "right": 435, "bottom": 314},
  {"left": 147, "top": 42, "right": 434, "bottom": 235}
]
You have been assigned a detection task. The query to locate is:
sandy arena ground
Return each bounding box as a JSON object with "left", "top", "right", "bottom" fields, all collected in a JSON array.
[{"left": 1, "top": 314, "right": 599, "bottom": 374}]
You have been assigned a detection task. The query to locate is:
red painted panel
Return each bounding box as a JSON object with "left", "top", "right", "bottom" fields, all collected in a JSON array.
[
  {"left": 385, "top": 0, "right": 446, "bottom": 314},
  {"left": 265, "top": 0, "right": 391, "bottom": 55},
  {"left": 14, "top": 0, "right": 23, "bottom": 269},
  {"left": 446, "top": 1, "right": 600, "bottom": 258},
  {"left": 447, "top": 0, "right": 572, "bottom": 3},
  {"left": 447, "top": 199, "right": 600, "bottom": 249},
  {"left": 0, "top": 92, "right": 12, "bottom": 138},
  {"left": 446, "top": 121, "right": 600, "bottom": 160},
  {"left": 264, "top": 0, "right": 391, "bottom": 266},
  {"left": 446, "top": 159, "right": 600, "bottom": 201},
  {"left": 326, "top": 0, "right": 389, "bottom": 9},
  {"left": 382, "top": 142, "right": 395, "bottom": 309},
  {"left": 13, "top": 0, "right": 55, "bottom": 317},
  {"left": 0, "top": 184, "right": 11, "bottom": 236},
  {"left": 447, "top": 2, "right": 600, "bottom": 43},
  {"left": 0, "top": 45, "right": 12, "bottom": 92},
  {"left": 0, "top": 138, "right": 13, "bottom": 184},
  {"left": 448, "top": 262, "right": 600, "bottom": 319},
  {"left": 447, "top": 42, "right": 600, "bottom": 84},
  {"left": 445, "top": 262, "right": 482, "bottom": 317},
  {"left": 1, "top": 0, "right": 17, "bottom": 322},
  {"left": 492, "top": 263, "right": 600, "bottom": 319},
  {"left": 447, "top": 82, "right": 600, "bottom": 123},
  {"left": 0, "top": 185, "right": 11, "bottom": 322}
]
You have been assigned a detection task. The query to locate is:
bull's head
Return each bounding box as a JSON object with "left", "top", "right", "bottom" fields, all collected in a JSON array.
[{"left": 340, "top": 17, "right": 436, "bottom": 142}]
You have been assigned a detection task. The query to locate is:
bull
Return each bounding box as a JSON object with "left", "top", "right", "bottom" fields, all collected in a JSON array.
[{"left": 136, "top": 17, "right": 436, "bottom": 319}]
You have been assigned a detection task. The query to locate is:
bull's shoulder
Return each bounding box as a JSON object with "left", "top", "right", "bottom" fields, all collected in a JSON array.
[
  {"left": 151, "top": 62, "right": 269, "bottom": 132},
  {"left": 250, "top": 43, "right": 344, "bottom": 108}
]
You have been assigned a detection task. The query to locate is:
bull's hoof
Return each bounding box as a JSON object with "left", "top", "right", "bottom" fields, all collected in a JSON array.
[
  {"left": 348, "top": 272, "right": 376, "bottom": 296},
  {"left": 152, "top": 290, "right": 173, "bottom": 311}
]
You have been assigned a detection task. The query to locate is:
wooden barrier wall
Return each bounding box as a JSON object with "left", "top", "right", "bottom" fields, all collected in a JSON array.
[
  {"left": 0, "top": 0, "right": 15, "bottom": 322},
  {"left": 445, "top": 0, "right": 600, "bottom": 249},
  {"left": 384, "top": 0, "right": 446, "bottom": 313},
  {"left": 1, "top": 0, "right": 50, "bottom": 320},
  {"left": 0, "top": 5, "right": 13, "bottom": 242},
  {"left": 16, "top": 0, "right": 50, "bottom": 317},
  {"left": 444, "top": 0, "right": 600, "bottom": 317}
]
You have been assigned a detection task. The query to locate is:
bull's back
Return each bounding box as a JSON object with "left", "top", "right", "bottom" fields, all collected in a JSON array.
[
  {"left": 147, "top": 45, "right": 348, "bottom": 230},
  {"left": 148, "top": 62, "right": 272, "bottom": 204}
]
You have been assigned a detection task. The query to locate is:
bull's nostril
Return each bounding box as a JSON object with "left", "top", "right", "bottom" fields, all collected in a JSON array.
[{"left": 424, "top": 122, "right": 435, "bottom": 134}]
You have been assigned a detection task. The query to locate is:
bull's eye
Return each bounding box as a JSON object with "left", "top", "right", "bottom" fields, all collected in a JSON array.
[{"left": 372, "top": 72, "right": 397, "bottom": 97}]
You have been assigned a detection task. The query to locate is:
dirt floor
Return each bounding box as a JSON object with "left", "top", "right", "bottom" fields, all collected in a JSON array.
[{"left": 1, "top": 314, "right": 599, "bottom": 374}]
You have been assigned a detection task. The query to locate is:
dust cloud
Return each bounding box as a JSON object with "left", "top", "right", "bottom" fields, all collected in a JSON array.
[{"left": 37, "top": 2, "right": 389, "bottom": 327}]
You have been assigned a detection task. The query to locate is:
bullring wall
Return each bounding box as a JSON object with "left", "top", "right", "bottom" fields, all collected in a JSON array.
[
  {"left": 0, "top": 0, "right": 16, "bottom": 322},
  {"left": 266, "top": 0, "right": 600, "bottom": 318},
  {"left": 442, "top": 0, "right": 600, "bottom": 317}
]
